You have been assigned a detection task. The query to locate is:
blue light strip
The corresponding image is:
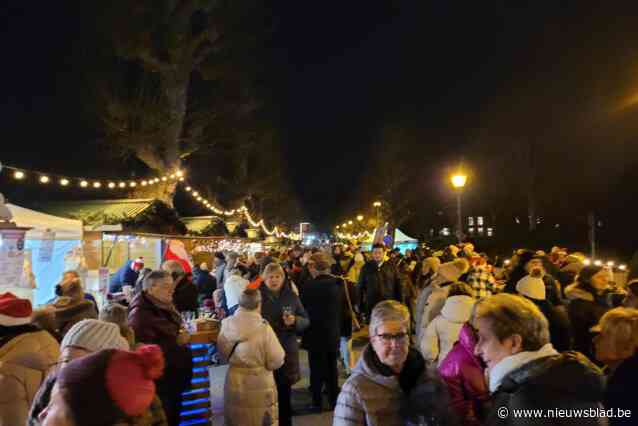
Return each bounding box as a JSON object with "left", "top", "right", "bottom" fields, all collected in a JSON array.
[
  {"left": 179, "top": 418, "right": 210, "bottom": 426},
  {"left": 191, "top": 377, "right": 208, "bottom": 384},
  {"left": 182, "top": 388, "right": 208, "bottom": 396},
  {"left": 182, "top": 397, "right": 210, "bottom": 407},
  {"left": 189, "top": 343, "right": 210, "bottom": 350},
  {"left": 192, "top": 367, "right": 208, "bottom": 373},
  {"left": 180, "top": 407, "right": 209, "bottom": 416},
  {"left": 192, "top": 356, "right": 206, "bottom": 363}
]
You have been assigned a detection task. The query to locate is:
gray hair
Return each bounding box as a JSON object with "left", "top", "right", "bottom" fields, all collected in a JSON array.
[
  {"left": 161, "top": 260, "right": 185, "bottom": 279},
  {"left": 472, "top": 293, "right": 549, "bottom": 351},
  {"left": 263, "top": 262, "right": 284, "bottom": 277},
  {"left": 143, "top": 270, "right": 171, "bottom": 290},
  {"left": 369, "top": 300, "right": 410, "bottom": 336},
  {"left": 239, "top": 288, "right": 262, "bottom": 310}
]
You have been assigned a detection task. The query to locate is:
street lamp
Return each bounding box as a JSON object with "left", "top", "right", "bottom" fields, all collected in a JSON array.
[
  {"left": 373, "top": 201, "right": 382, "bottom": 227},
  {"left": 451, "top": 173, "right": 467, "bottom": 244}
]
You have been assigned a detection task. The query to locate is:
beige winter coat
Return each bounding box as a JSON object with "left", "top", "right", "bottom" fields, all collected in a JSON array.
[
  {"left": 0, "top": 329, "right": 59, "bottom": 426},
  {"left": 217, "top": 307, "right": 285, "bottom": 426}
]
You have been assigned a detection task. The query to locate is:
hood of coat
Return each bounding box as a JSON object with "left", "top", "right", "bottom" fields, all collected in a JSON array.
[
  {"left": 499, "top": 351, "right": 605, "bottom": 402},
  {"left": 564, "top": 283, "right": 594, "bottom": 302},
  {"left": 220, "top": 308, "right": 266, "bottom": 342},
  {"left": 441, "top": 295, "right": 475, "bottom": 323}
]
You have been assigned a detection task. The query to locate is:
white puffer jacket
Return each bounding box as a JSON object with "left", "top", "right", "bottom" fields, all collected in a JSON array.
[
  {"left": 420, "top": 295, "right": 475, "bottom": 366},
  {"left": 217, "top": 307, "right": 285, "bottom": 426}
]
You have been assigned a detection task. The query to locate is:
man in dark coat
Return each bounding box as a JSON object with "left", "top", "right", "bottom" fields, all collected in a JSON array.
[
  {"left": 358, "top": 243, "right": 403, "bottom": 318},
  {"left": 300, "top": 252, "right": 348, "bottom": 410},
  {"left": 163, "top": 260, "right": 199, "bottom": 313},
  {"left": 192, "top": 262, "right": 217, "bottom": 303},
  {"left": 128, "top": 270, "right": 193, "bottom": 426},
  {"left": 109, "top": 258, "right": 144, "bottom": 294}
]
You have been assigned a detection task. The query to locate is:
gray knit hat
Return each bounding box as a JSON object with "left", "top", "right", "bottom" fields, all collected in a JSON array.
[{"left": 61, "top": 319, "right": 129, "bottom": 352}]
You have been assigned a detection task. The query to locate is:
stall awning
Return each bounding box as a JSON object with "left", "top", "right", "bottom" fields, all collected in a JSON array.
[
  {"left": 181, "top": 216, "right": 223, "bottom": 233},
  {"left": 33, "top": 199, "right": 155, "bottom": 225},
  {"left": 7, "top": 203, "right": 83, "bottom": 240}
]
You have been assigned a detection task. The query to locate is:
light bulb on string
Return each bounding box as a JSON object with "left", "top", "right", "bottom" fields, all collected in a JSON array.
[
  {"left": 80, "top": 180, "right": 89, "bottom": 188},
  {"left": 185, "top": 187, "right": 191, "bottom": 192},
  {"left": 192, "top": 191, "right": 199, "bottom": 197},
  {"left": 170, "top": 174, "right": 176, "bottom": 179},
  {"left": 39, "top": 175, "right": 50, "bottom": 184},
  {"left": 13, "top": 171, "right": 25, "bottom": 180},
  {"left": 93, "top": 182, "right": 101, "bottom": 188},
  {"left": 108, "top": 182, "right": 116, "bottom": 189},
  {"left": 119, "top": 182, "right": 126, "bottom": 188},
  {"left": 60, "top": 178, "right": 69, "bottom": 186},
  {"left": 141, "top": 181, "right": 147, "bottom": 186},
  {"left": 161, "top": 177, "right": 167, "bottom": 181}
]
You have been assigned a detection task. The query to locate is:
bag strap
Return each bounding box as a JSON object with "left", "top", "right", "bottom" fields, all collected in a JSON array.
[
  {"left": 227, "top": 320, "right": 268, "bottom": 361},
  {"left": 228, "top": 340, "right": 241, "bottom": 360},
  {"left": 334, "top": 275, "right": 361, "bottom": 331}
]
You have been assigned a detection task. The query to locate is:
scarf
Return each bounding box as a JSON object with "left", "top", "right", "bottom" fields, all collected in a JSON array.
[
  {"left": 367, "top": 345, "right": 426, "bottom": 393},
  {"left": 488, "top": 343, "right": 559, "bottom": 393}
]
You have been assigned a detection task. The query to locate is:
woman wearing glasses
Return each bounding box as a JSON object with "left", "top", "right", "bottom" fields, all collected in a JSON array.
[{"left": 333, "top": 300, "right": 454, "bottom": 426}]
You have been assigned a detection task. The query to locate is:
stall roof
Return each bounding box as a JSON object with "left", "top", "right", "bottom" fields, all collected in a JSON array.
[
  {"left": 34, "top": 199, "right": 154, "bottom": 225},
  {"left": 181, "top": 215, "right": 223, "bottom": 233},
  {"left": 394, "top": 228, "right": 418, "bottom": 243},
  {"left": 7, "top": 203, "right": 83, "bottom": 240}
]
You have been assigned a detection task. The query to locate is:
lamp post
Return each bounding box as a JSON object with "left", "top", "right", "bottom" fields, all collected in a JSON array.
[
  {"left": 451, "top": 174, "right": 467, "bottom": 244},
  {"left": 373, "top": 201, "right": 382, "bottom": 227}
]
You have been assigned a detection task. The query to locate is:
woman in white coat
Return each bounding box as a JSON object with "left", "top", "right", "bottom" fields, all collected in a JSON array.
[
  {"left": 218, "top": 288, "right": 285, "bottom": 426},
  {"left": 420, "top": 283, "right": 475, "bottom": 366}
]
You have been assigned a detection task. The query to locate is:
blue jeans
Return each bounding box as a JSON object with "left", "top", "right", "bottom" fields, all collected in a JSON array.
[{"left": 339, "top": 337, "right": 352, "bottom": 373}]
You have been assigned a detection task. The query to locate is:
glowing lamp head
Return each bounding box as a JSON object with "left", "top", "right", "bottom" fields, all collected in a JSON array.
[
  {"left": 108, "top": 182, "right": 116, "bottom": 189},
  {"left": 60, "top": 178, "right": 69, "bottom": 186},
  {"left": 39, "top": 176, "right": 50, "bottom": 184},
  {"left": 118, "top": 182, "right": 126, "bottom": 188},
  {"left": 129, "top": 182, "right": 137, "bottom": 187},
  {"left": 13, "top": 171, "right": 25, "bottom": 180},
  {"left": 357, "top": 215, "right": 364, "bottom": 221},
  {"left": 451, "top": 174, "right": 467, "bottom": 188},
  {"left": 93, "top": 182, "right": 101, "bottom": 188}
]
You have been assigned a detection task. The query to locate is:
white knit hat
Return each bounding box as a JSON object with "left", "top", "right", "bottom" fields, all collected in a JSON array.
[
  {"left": 516, "top": 274, "right": 546, "bottom": 300},
  {"left": 61, "top": 319, "right": 129, "bottom": 352}
]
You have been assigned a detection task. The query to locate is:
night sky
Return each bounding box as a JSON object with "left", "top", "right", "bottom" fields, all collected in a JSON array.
[{"left": 2, "top": 2, "right": 638, "bottom": 240}]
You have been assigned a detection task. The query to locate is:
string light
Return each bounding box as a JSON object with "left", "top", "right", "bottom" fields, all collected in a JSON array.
[
  {"left": 93, "top": 182, "right": 101, "bottom": 188},
  {"left": 119, "top": 182, "right": 126, "bottom": 188},
  {"left": 14, "top": 171, "right": 25, "bottom": 179},
  {"left": 161, "top": 177, "right": 167, "bottom": 181},
  {"left": 60, "top": 178, "right": 69, "bottom": 186},
  {"left": 108, "top": 182, "right": 116, "bottom": 189},
  {"left": 185, "top": 187, "right": 191, "bottom": 192},
  {"left": 80, "top": 180, "right": 89, "bottom": 188},
  {"left": 129, "top": 182, "right": 137, "bottom": 187},
  {"left": 141, "top": 181, "right": 148, "bottom": 186},
  {"left": 39, "top": 176, "right": 50, "bottom": 184}
]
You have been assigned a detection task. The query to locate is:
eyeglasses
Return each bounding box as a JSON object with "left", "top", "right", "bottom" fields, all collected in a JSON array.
[{"left": 373, "top": 332, "right": 409, "bottom": 343}]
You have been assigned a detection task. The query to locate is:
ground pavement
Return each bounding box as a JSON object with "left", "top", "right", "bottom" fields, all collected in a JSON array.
[{"left": 209, "top": 329, "right": 369, "bottom": 426}]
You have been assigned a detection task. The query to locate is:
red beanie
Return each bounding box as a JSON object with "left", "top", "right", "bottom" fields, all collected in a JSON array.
[
  {"left": 58, "top": 345, "right": 165, "bottom": 425},
  {"left": 0, "top": 292, "right": 32, "bottom": 326}
]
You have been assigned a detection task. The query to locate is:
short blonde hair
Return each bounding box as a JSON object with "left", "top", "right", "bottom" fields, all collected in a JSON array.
[
  {"left": 262, "top": 262, "right": 284, "bottom": 277},
  {"left": 472, "top": 293, "right": 549, "bottom": 351},
  {"left": 598, "top": 307, "right": 638, "bottom": 355},
  {"left": 369, "top": 300, "right": 410, "bottom": 336}
]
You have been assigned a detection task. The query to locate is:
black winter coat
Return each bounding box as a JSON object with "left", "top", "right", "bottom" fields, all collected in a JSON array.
[
  {"left": 604, "top": 353, "right": 638, "bottom": 425},
  {"left": 358, "top": 260, "right": 403, "bottom": 316},
  {"left": 300, "top": 274, "right": 348, "bottom": 352},
  {"left": 487, "top": 352, "right": 606, "bottom": 426},
  {"left": 192, "top": 267, "right": 217, "bottom": 301},
  {"left": 260, "top": 281, "right": 310, "bottom": 384},
  {"left": 172, "top": 277, "right": 199, "bottom": 313},
  {"left": 565, "top": 285, "right": 612, "bottom": 361},
  {"left": 528, "top": 298, "right": 573, "bottom": 352}
]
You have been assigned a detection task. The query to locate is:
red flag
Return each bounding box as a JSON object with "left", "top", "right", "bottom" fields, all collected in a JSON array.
[{"left": 164, "top": 239, "right": 193, "bottom": 273}]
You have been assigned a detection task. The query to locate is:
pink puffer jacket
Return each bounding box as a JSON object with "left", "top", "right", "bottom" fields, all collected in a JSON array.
[{"left": 437, "top": 323, "right": 489, "bottom": 426}]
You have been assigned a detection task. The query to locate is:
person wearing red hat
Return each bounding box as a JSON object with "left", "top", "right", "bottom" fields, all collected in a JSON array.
[
  {"left": 37, "top": 345, "right": 165, "bottom": 426},
  {"left": 0, "top": 292, "right": 60, "bottom": 426}
]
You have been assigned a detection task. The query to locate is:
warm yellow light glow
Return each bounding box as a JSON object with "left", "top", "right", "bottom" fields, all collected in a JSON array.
[
  {"left": 176, "top": 170, "right": 184, "bottom": 177},
  {"left": 348, "top": 220, "right": 353, "bottom": 225},
  {"left": 80, "top": 180, "right": 88, "bottom": 188},
  {"left": 192, "top": 191, "right": 199, "bottom": 197},
  {"left": 13, "top": 171, "right": 25, "bottom": 179},
  {"left": 130, "top": 182, "right": 137, "bottom": 187},
  {"left": 93, "top": 182, "right": 101, "bottom": 188},
  {"left": 619, "top": 264, "right": 627, "bottom": 271},
  {"left": 373, "top": 201, "right": 381, "bottom": 207},
  {"left": 119, "top": 182, "right": 126, "bottom": 188},
  {"left": 39, "top": 176, "right": 50, "bottom": 184},
  {"left": 108, "top": 182, "right": 116, "bottom": 189},
  {"left": 185, "top": 187, "right": 191, "bottom": 191},
  {"left": 161, "top": 177, "right": 167, "bottom": 181},
  {"left": 141, "top": 181, "right": 148, "bottom": 186},
  {"left": 60, "top": 178, "right": 69, "bottom": 186},
  {"left": 357, "top": 215, "right": 364, "bottom": 221},
  {"left": 170, "top": 174, "right": 176, "bottom": 179},
  {"left": 451, "top": 174, "right": 467, "bottom": 188}
]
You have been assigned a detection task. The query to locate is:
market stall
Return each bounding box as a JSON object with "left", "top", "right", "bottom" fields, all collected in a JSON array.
[{"left": 5, "top": 203, "right": 84, "bottom": 304}]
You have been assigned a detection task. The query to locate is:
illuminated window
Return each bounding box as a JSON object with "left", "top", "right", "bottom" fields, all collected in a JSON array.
[
  {"left": 477, "top": 216, "right": 484, "bottom": 226},
  {"left": 478, "top": 227, "right": 484, "bottom": 235},
  {"left": 441, "top": 228, "right": 450, "bottom": 236},
  {"left": 487, "top": 228, "right": 493, "bottom": 237},
  {"left": 468, "top": 227, "right": 475, "bottom": 234},
  {"left": 468, "top": 217, "right": 474, "bottom": 226}
]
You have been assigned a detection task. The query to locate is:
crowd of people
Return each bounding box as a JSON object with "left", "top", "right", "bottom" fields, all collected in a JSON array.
[{"left": 1, "top": 241, "right": 637, "bottom": 426}]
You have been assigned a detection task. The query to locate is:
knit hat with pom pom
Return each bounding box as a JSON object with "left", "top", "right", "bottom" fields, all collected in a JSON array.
[{"left": 57, "top": 345, "right": 165, "bottom": 425}]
